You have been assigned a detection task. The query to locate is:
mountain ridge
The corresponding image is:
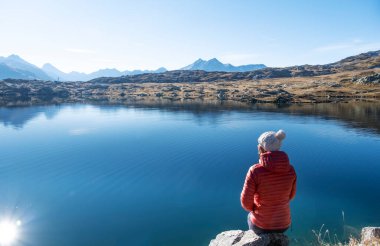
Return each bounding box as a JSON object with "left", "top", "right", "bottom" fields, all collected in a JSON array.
[
  {"left": 41, "top": 63, "right": 167, "bottom": 81},
  {"left": 181, "top": 58, "right": 266, "bottom": 72},
  {"left": 0, "top": 55, "right": 52, "bottom": 80},
  {"left": 0, "top": 55, "right": 168, "bottom": 81},
  {"left": 90, "top": 50, "right": 380, "bottom": 84},
  {"left": 0, "top": 55, "right": 266, "bottom": 81},
  {"left": 1, "top": 51, "right": 379, "bottom": 82}
]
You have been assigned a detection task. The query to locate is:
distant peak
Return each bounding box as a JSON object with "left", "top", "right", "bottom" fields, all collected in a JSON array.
[
  {"left": 8, "top": 54, "right": 21, "bottom": 58},
  {"left": 7, "top": 54, "right": 23, "bottom": 60},
  {"left": 208, "top": 58, "right": 220, "bottom": 62},
  {"left": 42, "top": 63, "right": 54, "bottom": 68},
  {"left": 97, "top": 68, "right": 120, "bottom": 72},
  {"left": 180, "top": 57, "right": 266, "bottom": 72}
]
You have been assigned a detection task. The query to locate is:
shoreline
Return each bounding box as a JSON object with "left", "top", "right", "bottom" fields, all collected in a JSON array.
[
  {"left": 209, "top": 227, "right": 380, "bottom": 246},
  {"left": 1, "top": 73, "right": 380, "bottom": 107},
  {"left": 1, "top": 100, "right": 379, "bottom": 135}
]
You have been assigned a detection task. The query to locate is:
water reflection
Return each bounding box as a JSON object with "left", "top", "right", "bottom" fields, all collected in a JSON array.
[
  {"left": 0, "top": 219, "right": 21, "bottom": 245},
  {"left": 1, "top": 102, "right": 379, "bottom": 134},
  {"left": 0, "top": 106, "right": 60, "bottom": 129}
]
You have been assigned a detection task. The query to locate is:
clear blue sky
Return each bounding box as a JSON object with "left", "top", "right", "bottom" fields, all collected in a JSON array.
[{"left": 1, "top": 0, "right": 379, "bottom": 73}]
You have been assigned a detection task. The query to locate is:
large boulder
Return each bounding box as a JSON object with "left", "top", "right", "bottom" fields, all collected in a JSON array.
[
  {"left": 361, "top": 227, "right": 380, "bottom": 245},
  {"left": 353, "top": 73, "right": 380, "bottom": 84},
  {"left": 209, "top": 230, "right": 289, "bottom": 246}
]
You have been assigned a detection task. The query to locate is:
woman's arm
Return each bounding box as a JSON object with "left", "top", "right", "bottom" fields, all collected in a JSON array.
[
  {"left": 290, "top": 175, "right": 297, "bottom": 200},
  {"left": 240, "top": 166, "right": 257, "bottom": 212}
]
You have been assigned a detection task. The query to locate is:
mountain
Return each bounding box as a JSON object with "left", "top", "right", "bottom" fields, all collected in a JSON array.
[
  {"left": 1, "top": 54, "right": 266, "bottom": 81},
  {"left": 0, "top": 63, "right": 38, "bottom": 80},
  {"left": 42, "top": 63, "right": 67, "bottom": 81},
  {"left": 127, "top": 67, "right": 167, "bottom": 76},
  {"left": 0, "top": 54, "right": 168, "bottom": 81},
  {"left": 0, "top": 55, "right": 52, "bottom": 80},
  {"left": 89, "top": 68, "right": 122, "bottom": 78},
  {"left": 90, "top": 50, "right": 380, "bottom": 84},
  {"left": 42, "top": 63, "right": 167, "bottom": 81},
  {"left": 181, "top": 58, "right": 266, "bottom": 72}
]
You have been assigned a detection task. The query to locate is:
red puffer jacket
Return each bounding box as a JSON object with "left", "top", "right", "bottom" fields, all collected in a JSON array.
[{"left": 240, "top": 151, "right": 297, "bottom": 230}]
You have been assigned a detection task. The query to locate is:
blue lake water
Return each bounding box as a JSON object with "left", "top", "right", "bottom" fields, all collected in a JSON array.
[{"left": 0, "top": 103, "right": 379, "bottom": 245}]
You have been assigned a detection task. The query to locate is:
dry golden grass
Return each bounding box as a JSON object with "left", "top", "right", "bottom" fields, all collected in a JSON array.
[{"left": 104, "top": 68, "right": 380, "bottom": 104}]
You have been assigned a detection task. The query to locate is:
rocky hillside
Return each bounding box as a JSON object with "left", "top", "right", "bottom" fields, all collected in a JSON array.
[
  {"left": 90, "top": 50, "right": 380, "bottom": 84},
  {"left": 1, "top": 71, "right": 380, "bottom": 107}
]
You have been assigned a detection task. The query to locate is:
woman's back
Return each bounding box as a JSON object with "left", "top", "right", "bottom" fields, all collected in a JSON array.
[
  {"left": 240, "top": 130, "right": 297, "bottom": 232},
  {"left": 241, "top": 151, "right": 296, "bottom": 230}
]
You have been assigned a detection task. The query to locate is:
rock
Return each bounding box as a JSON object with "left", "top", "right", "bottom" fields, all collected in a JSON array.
[
  {"left": 209, "top": 230, "right": 289, "bottom": 246},
  {"left": 327, "top": 82, "right": 342, "bottom": 88},
  {"left": 36, "top": 86, "right": 54, "bottom": 95},
  {"left": 250, "top": 97, "right": 258, "bottom": 104},
  {"left": 274, "top": 95, "right": 292, "bottom": 104},
  {"left": 162, "top": 86, "right": 181, "bottom": 92},
  {"left": 353, "top": 73, "right": 380, "bottom": 84},
  {"left": 217, "top": 89, "right": 229, "bottom": 100},
  {"left": 35, "top": 86, "right": 54, "bottom": 101},
  {"left": 209, "top": 230, "right": 244, "bottom": 246},
  {"left": 361, "top": 227, "right": 380, "bottom": 245},
  {"left": 54, "top": 89, "right": 70, "bottom": 98}
]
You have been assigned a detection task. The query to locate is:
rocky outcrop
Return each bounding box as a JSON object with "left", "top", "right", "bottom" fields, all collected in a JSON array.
[
  {"left": 209, "top": 230, "right": 288, "bottom": 246},
  {"left": 353, "top": 73, "right": 380, "bottom": 85},
  {"left": 209, "top": 227, "right": 380, "bottom": 246},
  {"left": 1, "top": 75, "right": 380, "bottom": 107}
]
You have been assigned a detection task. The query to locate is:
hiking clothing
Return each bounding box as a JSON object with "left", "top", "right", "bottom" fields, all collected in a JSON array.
[
  {"left": 241, "top": 151, "right": 296, "bottom": 230},
  {"left": 247, "top": 212, "right": 288, "bottom": 234}
]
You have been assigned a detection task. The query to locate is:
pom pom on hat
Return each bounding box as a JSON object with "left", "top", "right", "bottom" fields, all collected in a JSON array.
[
  {"left": 275, "top": 129, "right": 286, "bottom": 141},
  {"left": 258, "top": 129, "right": 286, "bottom": 151}
]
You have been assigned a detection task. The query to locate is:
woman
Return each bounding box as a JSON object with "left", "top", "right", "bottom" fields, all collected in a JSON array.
[{"left": 241, "top": 130, "right": 297, "bottom": 234}]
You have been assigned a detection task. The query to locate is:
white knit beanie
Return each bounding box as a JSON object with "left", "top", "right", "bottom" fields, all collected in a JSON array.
[{"left": 258, "top": 130, "right": 286, "bottom": 151}]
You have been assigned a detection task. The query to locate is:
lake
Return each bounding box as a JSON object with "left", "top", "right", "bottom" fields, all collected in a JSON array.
[{"left": 0, "top": 102, "right": 379, "bottom": 245}]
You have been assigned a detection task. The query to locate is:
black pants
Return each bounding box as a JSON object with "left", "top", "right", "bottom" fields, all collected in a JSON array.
[{"left": 247, "top": 212, "right": 288, "bottom": 235}]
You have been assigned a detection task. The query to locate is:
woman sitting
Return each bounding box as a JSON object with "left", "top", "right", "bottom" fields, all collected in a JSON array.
[{"left": 240, "top": 130, "right": 297, "bottom": 234}]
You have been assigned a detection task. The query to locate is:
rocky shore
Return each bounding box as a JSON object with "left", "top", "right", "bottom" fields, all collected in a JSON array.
[
  {"left": 209, "top": 227, "right": 380, "bottom": 246},
  {"left": 0, "top": 70, "right": 379, "bottom": 107}
]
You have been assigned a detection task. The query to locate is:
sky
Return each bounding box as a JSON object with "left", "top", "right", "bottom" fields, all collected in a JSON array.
[{"left": 0, "top": 0, "right": 379, "bottom": 73}]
